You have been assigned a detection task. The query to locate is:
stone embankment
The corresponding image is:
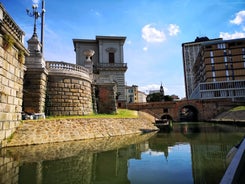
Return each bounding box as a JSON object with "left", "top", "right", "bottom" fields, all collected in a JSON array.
[
  {"left": 212, "top": 110, "right": 245, "bottom": 124},
  {"left": 5, "top": 112, "right": 158, "bottom": 147}
]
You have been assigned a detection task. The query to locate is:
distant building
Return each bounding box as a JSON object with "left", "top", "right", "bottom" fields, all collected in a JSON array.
[
  {"left": 186, "top": 37, "right": 245, "bottom": 101},
  {"left": 73, "top": 36, "right": 128, "bottom": 107},
  {"left": 126, "top": 85, "right": 147, "bottom": 103},
  {"left": 182, "top": 37, "right": 222, "bottom": 99},
  {"left": 138, "top": 91, "right": 147, "bottom": 102}
]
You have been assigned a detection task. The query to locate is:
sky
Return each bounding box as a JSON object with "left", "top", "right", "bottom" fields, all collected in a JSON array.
[{"left": 2, "top": 0, "right": 245, "bottom": 98}]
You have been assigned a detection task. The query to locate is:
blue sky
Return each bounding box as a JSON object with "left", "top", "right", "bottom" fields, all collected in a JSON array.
[{"left": 2, "top": 0, "right": 245, "bottom": 98}]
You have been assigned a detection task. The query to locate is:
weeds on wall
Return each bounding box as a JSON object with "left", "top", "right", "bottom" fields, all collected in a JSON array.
[{"left": 3, "top": 34, "right": 14, "bottom": 50}]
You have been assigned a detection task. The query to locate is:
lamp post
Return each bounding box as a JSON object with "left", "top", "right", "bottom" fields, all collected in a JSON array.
[
  {"left": 26, "top": 4, "right": 40, "bottom": 36},
  {"left": 26, "top": 1, "right": 45, "bottom": 53}
]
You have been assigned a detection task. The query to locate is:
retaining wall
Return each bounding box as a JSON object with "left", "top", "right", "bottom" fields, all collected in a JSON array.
[{"left": 5, "top": 112, "right": 158, "bottom": 147}]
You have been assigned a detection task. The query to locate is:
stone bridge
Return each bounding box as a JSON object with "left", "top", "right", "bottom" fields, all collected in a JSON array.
[{"left": 127, "top": 99, "right": 245, "bottom": 122}]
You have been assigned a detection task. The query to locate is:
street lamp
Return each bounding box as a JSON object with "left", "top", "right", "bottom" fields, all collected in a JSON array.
[
  {"left": 26, "top": 1, "right": 45, "bottom": 53},
  {"left": 26, "top": 4, "right": 40, "bottom": 36}
]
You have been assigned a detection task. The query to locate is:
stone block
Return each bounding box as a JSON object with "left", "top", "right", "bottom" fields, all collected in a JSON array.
[
  {"left": 72, "top": 79, "right": 79, "bottom": 84},
  {"left": 64, "top": 79, "right": 71, "bottom": 83},
  {"left": 57, "top": 83, "right": 64, "bottom": 88},
  {"left": 3, "top": 121, "right": 10, "bottom": 130},
  {"left": 0, "top": 130, "right": 5, "bottom": 139},
  {"left": 7, "top": 96, "right": 14, "bottom": 104}
]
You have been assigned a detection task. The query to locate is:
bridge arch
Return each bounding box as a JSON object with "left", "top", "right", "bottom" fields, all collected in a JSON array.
[{"left": 179, "top": 104, "right": 199, "bottom": 122}]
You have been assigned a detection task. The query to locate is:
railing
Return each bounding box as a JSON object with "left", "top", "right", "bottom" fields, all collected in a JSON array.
[
  {"left": 46, "top": 61, "right": 89, "bottom": 73},
  {"left": 46, "top": 61, "right": 91, "bottom": 81},
  {"left": 96, "top": 63, "right": 127, "bottom": 68},
  {"left": 190, "top": 80, "right": 245, "bottom": 100},
  {"left": 0, "top": 3, "right": 25, "bottom": 42}
]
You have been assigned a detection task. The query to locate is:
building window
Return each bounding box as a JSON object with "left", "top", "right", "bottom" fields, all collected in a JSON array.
[
  {"left": 242, "top": 48, "right": 245, "bottom": 68},
  {"left": 109, "top": 52, "right": 114, "bottom": 63},
  {"left": 218, "top": 43, "right": 226, "bottom": 49}
]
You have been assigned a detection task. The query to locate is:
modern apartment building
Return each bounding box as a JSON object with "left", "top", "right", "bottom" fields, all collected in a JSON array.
[
  {"left": 182, "top": 37, "right": 222, "bottom": 99},
  {"left": 189, "top": 37, "right": 245, "bottom": 100},
  {"left": 73, "top": 36, "right": 127, "bottom": 106}
]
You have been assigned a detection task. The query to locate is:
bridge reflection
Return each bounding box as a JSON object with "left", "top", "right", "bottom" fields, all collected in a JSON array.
[{"left": 1, "top": 123, "right": 244, "bottom": 184}]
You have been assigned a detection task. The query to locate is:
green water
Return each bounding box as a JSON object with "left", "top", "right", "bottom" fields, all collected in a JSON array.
[{"left": 1, "top": 122, "right": 244, "bottom": 184}]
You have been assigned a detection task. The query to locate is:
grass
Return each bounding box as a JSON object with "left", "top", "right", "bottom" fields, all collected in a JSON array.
[
  {"left": 46, "top": 109, "right": 138, "bottom": 120},
  {"left": 230, "top": 106, "right": 245, "bottom": 111}
]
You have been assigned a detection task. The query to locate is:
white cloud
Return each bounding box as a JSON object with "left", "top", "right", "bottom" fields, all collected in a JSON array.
[
  {"left": 219, "top": 10, "right": 245, "bottom": 40},
  {"left": 230, "top": 10, "right": 245, "bottom": 25},
  {"left": 142, "top": 24, "right": 166, "bottom": 43},
  {"left": 143, "top": 46, "right": 148, "bottom": 51},
  {"left": 138, "top": 84, "right": 168, "bottom": 94},
  {"left": 168, "top": 24, "right": 180, "bottom": 36},
  {"left": 32, "top": 0, "right": 40, "bottom": 4},
  {"left": 219, "top": 31, "right": 245, "bottom": 40}
]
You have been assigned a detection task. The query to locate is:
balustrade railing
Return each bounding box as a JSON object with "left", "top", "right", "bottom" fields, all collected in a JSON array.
[
  {"left": 46, "top": 61, "right": 89, "bottom": 74},
  {"left": 0, "top": 4, "right": 25, "bottom": 42},
  {"left": 96, "top": 63, "right": 127, "bottom": 68}
]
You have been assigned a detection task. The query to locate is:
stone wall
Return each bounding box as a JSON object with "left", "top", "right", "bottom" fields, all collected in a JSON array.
[
  {"left": 6, "top": 113, "right": 158, "bottom": 147},
  {"left": 0, "top": 4, "right": 29, "bottom": 148},
  {"left": 23, "top": 68, "right": 47, "bottom": 113},
  {"left": 47, "top": 75, "right": 93, "bottom": 116}
]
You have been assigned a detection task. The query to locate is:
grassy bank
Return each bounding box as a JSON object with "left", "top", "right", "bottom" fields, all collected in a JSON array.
[
  {"left": 230, "top": 106, "right": 245, "bottom": 111},
  {"left": 45, "top": 109, "right": 138, "bottom": 120}
]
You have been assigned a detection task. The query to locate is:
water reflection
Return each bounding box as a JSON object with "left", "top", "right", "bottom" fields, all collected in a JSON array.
[{"left": 0, "top": 123, "right": 244, "bottom": 184}]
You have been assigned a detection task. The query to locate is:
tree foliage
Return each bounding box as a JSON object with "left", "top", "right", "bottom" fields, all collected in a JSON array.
[{"left": 146, "top": 93, "right": 173, "bottom": 102}]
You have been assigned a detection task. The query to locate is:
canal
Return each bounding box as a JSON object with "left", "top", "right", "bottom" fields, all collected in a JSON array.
[{"left": 0, "top": 122, "right": 244, "bottom": 184}]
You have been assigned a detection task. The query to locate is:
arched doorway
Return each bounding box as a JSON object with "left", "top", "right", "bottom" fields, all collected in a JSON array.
[{"left": 179, "top": 105, "right": 198, "bottom": 122}]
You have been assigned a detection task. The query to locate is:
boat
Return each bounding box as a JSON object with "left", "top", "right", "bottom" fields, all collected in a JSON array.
[{"left": 154, "top": 118, "right": 172, "bottom": 131}]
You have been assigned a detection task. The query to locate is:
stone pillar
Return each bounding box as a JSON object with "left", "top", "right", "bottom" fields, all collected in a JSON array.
[{"left": 23, "top": 34, "right": 47, "bottom": 115}]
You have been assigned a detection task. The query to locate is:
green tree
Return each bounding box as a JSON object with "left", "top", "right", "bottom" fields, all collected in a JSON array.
[{"left": 146, "top": 93, "right": 173, "bottom": 102}]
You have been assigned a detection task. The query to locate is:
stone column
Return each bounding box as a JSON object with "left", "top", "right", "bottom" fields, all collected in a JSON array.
[{"left": 23, "top": 34, "right": 47, "bottom": 115}]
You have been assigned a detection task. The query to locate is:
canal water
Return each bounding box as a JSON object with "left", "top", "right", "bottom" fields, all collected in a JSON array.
[{"left": 0, "top": 122, "right": 244, "bottom": 184}]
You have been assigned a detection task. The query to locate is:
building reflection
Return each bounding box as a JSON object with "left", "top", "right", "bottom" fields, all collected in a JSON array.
[{"left": 0, "top": 124, "right": 244, "bottom": 184}]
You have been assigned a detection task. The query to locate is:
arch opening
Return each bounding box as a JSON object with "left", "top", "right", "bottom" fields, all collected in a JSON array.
[{"left": 179, "top": 105, "right": 198, "bottom": 122}]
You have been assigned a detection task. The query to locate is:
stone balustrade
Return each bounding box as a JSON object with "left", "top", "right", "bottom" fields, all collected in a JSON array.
[
  {"left": 46, "top": 61, "right": 91, "bottom": 81},
  {"left": 46, "top": 61, "right": 89, "bottom": 73},
  {"left": 0, "top": 3, "right": 25, "bottom": 43}
]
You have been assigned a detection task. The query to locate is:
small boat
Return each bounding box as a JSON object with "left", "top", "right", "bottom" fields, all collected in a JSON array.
[{"left": 154, "top": 118, "right": 172, "bottom": 131}]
